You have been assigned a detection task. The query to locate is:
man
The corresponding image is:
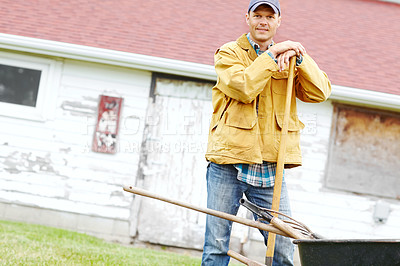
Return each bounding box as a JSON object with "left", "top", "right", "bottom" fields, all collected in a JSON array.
[{"left": 202, "top": 0, "right": 331, "bottom": 265}]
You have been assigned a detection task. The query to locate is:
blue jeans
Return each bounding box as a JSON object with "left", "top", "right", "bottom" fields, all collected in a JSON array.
[{"left": 201, "top": 163, "right": 294, "bottom": 266}]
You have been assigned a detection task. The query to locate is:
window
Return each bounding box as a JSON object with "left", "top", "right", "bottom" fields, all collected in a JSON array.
[
  {"left": 0, "top": 51, "right": 60, "bottom": 121},
  {"left": 0, "top": 64, "right": 41, "bottom": 107},
  {"left": 325, "top": 104, "right": 400, "bottom": 199}
]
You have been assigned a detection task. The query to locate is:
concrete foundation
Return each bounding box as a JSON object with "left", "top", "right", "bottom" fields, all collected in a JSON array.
[{"left": 0, "top": 201, "right": 131, "bottom": 244}]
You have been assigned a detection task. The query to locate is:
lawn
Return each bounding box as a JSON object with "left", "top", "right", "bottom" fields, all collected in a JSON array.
[{"left": 0, "top": 220, "right": 202, "bottom": 265}]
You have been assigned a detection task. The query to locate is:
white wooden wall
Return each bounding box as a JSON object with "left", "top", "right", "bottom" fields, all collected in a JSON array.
[
  {"left": 0, "top": 58, "right": 151, "bottom": 240},
  {"left": 287, "top": 100, "right": 400, "bottom": 240},
  {"left": 246, "top": 99, "right": 400, "bottom": 254},
  {"left": 132, "top": 77, "right": 212, "bottom": 249}
]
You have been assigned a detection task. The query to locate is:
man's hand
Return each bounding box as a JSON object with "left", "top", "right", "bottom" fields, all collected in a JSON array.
[
  {"left": 268, "top": 40, "right": 306, "bottom": 57},
  {"left": 267, "top": 41, "right": 306, "bottom": 71},
  {"left": 276, "top": 50, "right": 297, "bottom": 72}
]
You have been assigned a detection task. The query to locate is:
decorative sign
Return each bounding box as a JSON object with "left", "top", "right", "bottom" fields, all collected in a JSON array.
[{"left": 92, "top": 95, "right": 123, "bottom": 154}]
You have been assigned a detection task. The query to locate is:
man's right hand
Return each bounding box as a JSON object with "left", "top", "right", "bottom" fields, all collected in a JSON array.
[{"left": 276, "top": 50, "right": 297, "bottom": 72}]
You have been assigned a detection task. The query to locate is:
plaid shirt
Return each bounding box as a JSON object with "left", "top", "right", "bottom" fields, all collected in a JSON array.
[
  {"left": 247, "top": 33, "right": 275, "bottom": 58},
  {"left": 235, "top": 162, "right": 280, "bottom": 187}
]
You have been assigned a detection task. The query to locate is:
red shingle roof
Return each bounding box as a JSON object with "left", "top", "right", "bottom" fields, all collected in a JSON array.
[
  {"left": 0, "top": 0, "right": 248, "bottom": 65},
  {"left": 1, "top": 0, "right": 399, "bottom": 95},
  {"left": 277, "top": 0, "right": 400, "bottom": 96}
]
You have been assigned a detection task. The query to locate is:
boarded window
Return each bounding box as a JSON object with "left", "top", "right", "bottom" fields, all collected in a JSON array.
[
  {"left": 0, "top": 64, "right": 42, "bottom": 107},
  {"left": 326, "top": 104, "right": 400, "bottom": 199}
]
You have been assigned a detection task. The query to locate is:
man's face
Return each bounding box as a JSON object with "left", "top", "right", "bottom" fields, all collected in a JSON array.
[{"left": 246, "top": 5, "right": 281, "bottom": 44}]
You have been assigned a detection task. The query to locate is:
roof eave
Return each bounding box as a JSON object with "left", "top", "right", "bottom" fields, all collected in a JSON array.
[
  {"left": 331, "top": 85, "right": 400, "bottom": 111},
  {"left": 1, "top": 33, "right": 399, "bottom": 111},
  {"left": 0, "top": 33, "right": 217, "bottom": 81}
]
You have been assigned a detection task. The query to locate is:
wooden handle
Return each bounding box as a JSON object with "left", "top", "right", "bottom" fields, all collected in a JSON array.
[
  {"left": 123, "top": 186, "right": 290, "bottom": 237},
  {"left": 265, "top": 56, "right": 297, "bottom": 265},
  {"left": 270, "top": 217, "right": 305, "bottom": 240},
  {"left": 228, "top": 250, "right": 266, "bottom": 266}
]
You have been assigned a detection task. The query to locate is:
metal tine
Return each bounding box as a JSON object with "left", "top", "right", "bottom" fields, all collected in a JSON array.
[
  {"left": 240, "top": 198, "right": 322, "bottom": 239},
  {"left": 243, "top": 199, "right": 311, "bottom": 230}
]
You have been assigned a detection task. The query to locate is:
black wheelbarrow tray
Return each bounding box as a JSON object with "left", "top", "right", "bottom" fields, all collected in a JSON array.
[{"left": 293, "top": 238, "right": 400, "bottom": 266}]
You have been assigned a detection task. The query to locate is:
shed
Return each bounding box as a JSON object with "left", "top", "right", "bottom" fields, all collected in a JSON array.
[{"left": 1, "top": 0, "right": 400, "bottom": 261}]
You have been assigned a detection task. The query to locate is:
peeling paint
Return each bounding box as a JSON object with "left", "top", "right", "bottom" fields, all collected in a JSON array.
[
  {"left": 61, "top": 100, "right": 96, "bottom": 115},
  {"left": 110, "top": 191, "right": 130, "bottom": 203},
  {"left": 59, "top": 147, "right": 72, "bottom": 154},
  {"left": 3, "top": 152, "right": 57, "bottom": 175}
]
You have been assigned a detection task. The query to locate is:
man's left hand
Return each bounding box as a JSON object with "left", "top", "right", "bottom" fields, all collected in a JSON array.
[{"left": 276, "top": 50, "right": 297, "bottom": 72}]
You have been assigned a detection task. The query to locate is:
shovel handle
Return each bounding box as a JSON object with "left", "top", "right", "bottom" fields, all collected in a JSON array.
[{"left": 265, "top": 56, "right": 297, "bottom": 265}]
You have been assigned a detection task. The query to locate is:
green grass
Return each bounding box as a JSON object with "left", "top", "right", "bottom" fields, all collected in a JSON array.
[{"left": 0, "top": 220, "right": 202, "bottom": 265}]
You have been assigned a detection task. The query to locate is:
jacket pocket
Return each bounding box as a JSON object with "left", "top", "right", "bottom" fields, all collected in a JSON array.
[
  {"left": 218, "top": 101, "right": 258, "bottom": 149},
  {"left": 274, "top": 112, "right": 305, "bottom": 131},
  {"left": 271, "top": 87, "right": 304, "bottom": 132},
  {"left": 271, "top": 70, "right": 289, "bottom": 95},
  {"left": 225, "top": 101, "right": 257, "bottom": 128}
]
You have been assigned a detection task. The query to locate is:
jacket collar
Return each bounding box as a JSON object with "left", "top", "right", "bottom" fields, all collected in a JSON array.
[{"left": 237, "top": 34, "right": 258, "bottom": 61}]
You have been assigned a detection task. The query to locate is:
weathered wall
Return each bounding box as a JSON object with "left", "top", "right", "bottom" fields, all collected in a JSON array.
[
  {"left": 243, "top": 99, "right": 400, "bottom": 259},
  {"left": 132, "top": 76, "right": 213, "bottom": 249},
  {"left": 287, "top": 100, "right": 400, "bottom": 240},
  {"left": 0, "top": 57, "right": 151, "bottom": 242}
]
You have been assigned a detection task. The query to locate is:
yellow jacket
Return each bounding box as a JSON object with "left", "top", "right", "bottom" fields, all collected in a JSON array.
[{"left": 205, "top": 34, "right": 331, "bottom": 167}]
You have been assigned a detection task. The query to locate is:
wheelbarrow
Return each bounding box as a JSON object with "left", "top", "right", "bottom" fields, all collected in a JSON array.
[{"left": 293, "top": 238, "right": 400, "bottom": 266}]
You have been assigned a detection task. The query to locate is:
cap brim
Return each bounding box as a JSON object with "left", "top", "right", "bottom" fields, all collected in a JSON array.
[{"left": 249, "top": 2, "right": 279, "bottom": 14}]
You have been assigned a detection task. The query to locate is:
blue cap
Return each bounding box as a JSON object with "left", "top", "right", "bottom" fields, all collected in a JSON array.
[{"left": 248, "top": 0, "right": 280, "bottom": 15}]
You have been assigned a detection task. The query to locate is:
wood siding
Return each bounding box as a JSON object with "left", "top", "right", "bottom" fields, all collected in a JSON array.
[
  {"left": 288, "top": 101, "right": 400, "bottom": 240},
  {"left": 133, "top": 76, "right": 213, "bottom": 249},
  {"left": 0, "top": 57, "right": 151, "bottom": 239}
]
